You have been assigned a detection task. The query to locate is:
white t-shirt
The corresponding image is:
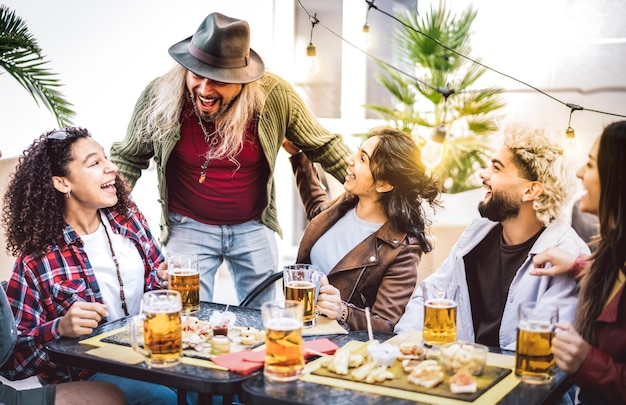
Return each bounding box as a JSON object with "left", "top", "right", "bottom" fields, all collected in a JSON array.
[
  {"left": 81, "top": 215, "right": 145, "bottom": 320},
  {"left": 310, "top": 207, "right": 383, "bottom": 274}
]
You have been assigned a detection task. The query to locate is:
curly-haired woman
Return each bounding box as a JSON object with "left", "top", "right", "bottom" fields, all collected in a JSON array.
[
  {"left": 0, "top": 127, "right": 177, "bottom": 404},
  {"left": 284, "top": 127, "right": 441, "bottom": 332}
]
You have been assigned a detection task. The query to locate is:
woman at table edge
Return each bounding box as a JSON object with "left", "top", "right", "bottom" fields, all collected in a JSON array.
[
  {"left": 0, "top": 127, "right": 177, "bottom": 405},
  {"left": 283, "top": 127, "right": 440, "bottom": 332},
  {"left": 531, "top": 120, "right": 626, "bottom": 405}
]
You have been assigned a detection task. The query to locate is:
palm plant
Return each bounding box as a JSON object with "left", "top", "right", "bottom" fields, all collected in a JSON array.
[
  {"left": 365, "top": 1, "right": 506, "bottom": 193},
  {"left": 1, "top": 5, "right": 75, "bottom": 128}
]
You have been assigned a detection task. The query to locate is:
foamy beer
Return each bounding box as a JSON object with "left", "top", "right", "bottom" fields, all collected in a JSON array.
[
  {"left": 261, "top": 300, "right": 304, "bottom": 382},
  {"left": 515, "top": 302, "right": 558, "bottom": 384},
  {"left": 283, "top": 264, "right": 321, "bottom": 327},
  {"left": 130, "top": 290, "right": 183, "bottom": 367},
  {"left": 421, "top": 282, "right": 460, "bottom": 347},
  {"left": 167, "top": 253, "right": 200, "bottom": 313}
]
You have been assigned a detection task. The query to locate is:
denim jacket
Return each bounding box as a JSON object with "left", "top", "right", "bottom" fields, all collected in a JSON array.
[{"left": 395, "top": 217, "right": 589, "bottom": 350}]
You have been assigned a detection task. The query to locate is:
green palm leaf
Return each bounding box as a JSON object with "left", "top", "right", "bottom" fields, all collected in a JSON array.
[
  {"left": 364, "top": 1, "right": 506, "bottom": 193},
  {"left": 1, "top": 5, "right": 75, "bottom": 127}
]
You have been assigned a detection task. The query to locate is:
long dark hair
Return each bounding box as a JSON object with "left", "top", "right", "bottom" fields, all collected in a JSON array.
[
  {"left": 367, "top": 127, "right": 441, "bottom": 252},
  {"left": 576, "top": 121, "right": 626, "bottom": 343},
  {"left": 2, "top": 127, "right": 132, "bottom": 257}
]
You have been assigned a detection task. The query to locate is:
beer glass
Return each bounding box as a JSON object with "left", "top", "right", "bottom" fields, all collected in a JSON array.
[
  {"left": 130, "top": 290, "right": 183, "bottom": 367},
  {"left": 515, "top": 302, "right": 558, "bottom": 384},
  {"left": 283, "top": 264, "right": 321, "bottom": 327},
  {"left": 261, "top": 300, "right": 304, "bottom": 382},
  {"left": 167, "top": 253, "right": 200, "bottom": 314},
  {"left": 421, "top": 282, "right": 459, "bottom": 347}
]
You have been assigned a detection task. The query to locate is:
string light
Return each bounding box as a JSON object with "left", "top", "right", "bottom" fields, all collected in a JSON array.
[
  {"left": 362, "top": 1, "right": 375, "bottom": 49},
  {"left": 294, "top": 0, "right": 626, "bottom": 122},
  {"left": 421, "top": 90, "right": 454, "bottom": 169},
  {"left": 305, "top": 14, "right": 320, "bottom": 76},
  {"left": 565, "top": 103, "right": 583, "bottom": 152},
  {"left": 421, "top": 125, "right": 447, "bottom": 169}
]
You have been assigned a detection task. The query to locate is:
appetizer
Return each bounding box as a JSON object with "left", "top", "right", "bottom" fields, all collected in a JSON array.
[
  {"left": 182, "top": 318, "right": 212, "bottom": 351},
  {"left": 398, "top": 342, "right": 426, "bottom": 361},
  {"left": 449, "top": 369, "right": 477, "bottom": 394},
  {"left": 408, "top": 360, "right": 444, "bottom": 388}
]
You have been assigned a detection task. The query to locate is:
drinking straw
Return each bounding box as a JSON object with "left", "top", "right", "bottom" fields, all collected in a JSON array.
[{"left": 361, "top": 294, "right": 374, "bottom": 342}]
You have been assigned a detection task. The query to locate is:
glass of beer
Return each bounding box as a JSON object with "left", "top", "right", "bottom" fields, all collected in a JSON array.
[
  {"left": 167, "top": 253, "right": 200, "bottom": 314},
  {"left": 421, "top": 282, "right": 459, "bottom": 347},
  {"left": 130, "top": 290, "right": 183, "bottom": 367},
  {"left": 261, "top": 300, "right": 305, "bottom": 382},
  {"left": 283, "top": 264, "right": 321, "bottom": 328},
  {"left": 515, "top": 302, "right": 558, "bottom": 384}
]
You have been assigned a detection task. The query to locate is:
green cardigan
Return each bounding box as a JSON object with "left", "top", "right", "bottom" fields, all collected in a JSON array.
[{"left": 110, "top": 72, "right": 351, "bottom": 244}]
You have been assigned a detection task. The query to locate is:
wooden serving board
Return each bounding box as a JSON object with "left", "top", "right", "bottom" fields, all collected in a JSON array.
[{"left": 310, "top": 339, "right": 512, "bottom": 402}]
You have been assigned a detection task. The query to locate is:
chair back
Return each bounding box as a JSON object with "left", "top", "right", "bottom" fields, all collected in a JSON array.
[{"left": 239, "top": 271, "right": 284, "bottom": 307}]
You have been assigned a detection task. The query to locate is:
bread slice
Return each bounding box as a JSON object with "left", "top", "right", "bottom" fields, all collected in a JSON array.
[
  {"left": 449, "top": 370, "right": 477, "bottom": 393},
  {"left": 407, "top": 360, "right": 444, "bottom": 388}
]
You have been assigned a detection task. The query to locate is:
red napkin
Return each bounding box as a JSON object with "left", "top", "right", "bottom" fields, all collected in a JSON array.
[{"left": 212, "top": 338, "right": 339, "bottom": 375}]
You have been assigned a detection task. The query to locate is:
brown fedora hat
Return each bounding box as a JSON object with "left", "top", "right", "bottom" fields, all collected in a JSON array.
[{"left": 169, "top": 12, "right": 265, "bottom": 84}]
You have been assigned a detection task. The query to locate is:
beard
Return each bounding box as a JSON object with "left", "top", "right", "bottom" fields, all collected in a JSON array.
[
  {"left": 478, "top": 190, "right": 520, "bottom": 222},
  {"left": 191, "top": 91, "right": 238, "bottom": 122}
]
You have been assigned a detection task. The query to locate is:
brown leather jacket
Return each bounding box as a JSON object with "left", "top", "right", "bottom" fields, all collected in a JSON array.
[{"left": 290, "top": 153, "right": 422, "bottom": 332}]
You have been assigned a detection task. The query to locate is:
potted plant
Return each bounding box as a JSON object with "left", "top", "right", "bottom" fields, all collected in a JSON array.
[{"left": 365, "top": 1, "right": 505, "bottom": 193}]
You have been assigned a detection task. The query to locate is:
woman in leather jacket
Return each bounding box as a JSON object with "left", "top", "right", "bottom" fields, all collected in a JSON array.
[{"left": 284, "top": 127, "right": 440, "bottom": 332}]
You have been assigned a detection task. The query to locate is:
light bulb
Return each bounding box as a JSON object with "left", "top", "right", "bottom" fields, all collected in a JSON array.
[
  {"left": 421, "top": 126, "right": 447, "bottom": 169},
  {"left": 565, "top": 126, "right": 577, "bottom": 153},
  {"left": 305, "top": 43, "right": 320, "bottom": 76},
  {"left": 362, "top": 23, "right": 371, "bottom": 49}
]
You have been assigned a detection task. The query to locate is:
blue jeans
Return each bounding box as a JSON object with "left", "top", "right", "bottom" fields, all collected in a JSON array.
[
  {"left": 88, "top": 372, "right": 179, "bottom": 405},
  {"left": 166, "top": 213, "right": 278, "bottom": 308}
]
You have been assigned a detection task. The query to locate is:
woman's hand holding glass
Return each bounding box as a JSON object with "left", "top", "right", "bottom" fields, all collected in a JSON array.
[
  {"left": 552, "top": 322, "right": 590, "bottom": 374},
  {"left": 156, "top": 261, "right": 169, "bottom": 288},
  {"left": 315, "top": 275, "right": 343, "bottom": 320}
]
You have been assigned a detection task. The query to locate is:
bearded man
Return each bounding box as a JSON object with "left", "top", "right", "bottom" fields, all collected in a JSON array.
[
  {"left": 111, "top": 12, "right": 351, "bottom": 308},
  {"left": 395, "top": 123, "right": 589, "bottom": 350}
]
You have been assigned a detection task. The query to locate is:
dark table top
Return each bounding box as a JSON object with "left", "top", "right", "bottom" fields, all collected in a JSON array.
[
  {"left": 46, "top": 302, "right": 264, "bottom": 398},
  {"left": 241, "top": 330, "right": 573, "bottom": 405}
]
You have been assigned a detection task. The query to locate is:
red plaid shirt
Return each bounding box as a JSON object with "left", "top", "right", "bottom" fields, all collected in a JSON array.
[{"left": 1, "top": 207, "right": 163, "bottom": 384}]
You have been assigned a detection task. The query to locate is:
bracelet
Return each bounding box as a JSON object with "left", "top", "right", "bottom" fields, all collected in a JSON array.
[
  {"left": 339, "top": 302, "right": 349, "bottom": 324},
  {"left": 569, "top": 254, "right": 591, "bottom": 279}
]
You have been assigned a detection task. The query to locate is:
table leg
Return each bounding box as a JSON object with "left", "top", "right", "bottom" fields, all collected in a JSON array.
[
  {"left": 197, "top": 393, "right": 213, "bottom": 405},
  {"left": 178, "top": 390, "right": 185, "bottom": 405}
]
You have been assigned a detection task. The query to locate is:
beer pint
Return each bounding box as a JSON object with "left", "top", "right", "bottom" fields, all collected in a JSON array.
[
  {"left": 515, "top": 302, "right": 558, "bottom": 384},
  {"left": 283, "top": 264, "right": 321, "bottom": 327},
  {"left": 130, "top": 290, "right": 183, "bottom": 367},
  {"left": 167, "top": 253, "right": 200, "bottom": 313},
  {"left": 261, "top": 300, "right": 304, "bottom": 382},
  {"left": 421, "top": 282, "right": 460, "bottom": 347}
]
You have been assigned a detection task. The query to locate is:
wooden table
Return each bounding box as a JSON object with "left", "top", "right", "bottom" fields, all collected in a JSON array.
[
  {"left": 241, "top": 331, "right": 573, "bottom": 405},
  {"left": 46, "top": 302, "right": 264, "bottom": 405}
]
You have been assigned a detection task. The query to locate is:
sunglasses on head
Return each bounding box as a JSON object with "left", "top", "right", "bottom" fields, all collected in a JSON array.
[{"left": 48, "top": 130, "right": 68, "bottom": 140}]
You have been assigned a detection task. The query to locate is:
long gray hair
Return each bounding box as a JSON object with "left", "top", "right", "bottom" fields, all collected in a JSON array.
[{"left": 134, "top": 64, "right": 264, "bottom": 161}]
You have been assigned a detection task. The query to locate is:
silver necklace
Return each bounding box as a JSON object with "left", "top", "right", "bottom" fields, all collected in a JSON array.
[{"left": 190, "top": 93, "right": 220, "bottom": 184}]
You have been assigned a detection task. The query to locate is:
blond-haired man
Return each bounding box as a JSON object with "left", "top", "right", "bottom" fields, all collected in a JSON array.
[{"left": 395, "top": 124, "right": 589, "bottom": 350}]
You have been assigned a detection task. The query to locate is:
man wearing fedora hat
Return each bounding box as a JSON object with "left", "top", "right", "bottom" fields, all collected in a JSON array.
[{"left": 111, "top": 12, "right": 351, "bottom": 308}]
